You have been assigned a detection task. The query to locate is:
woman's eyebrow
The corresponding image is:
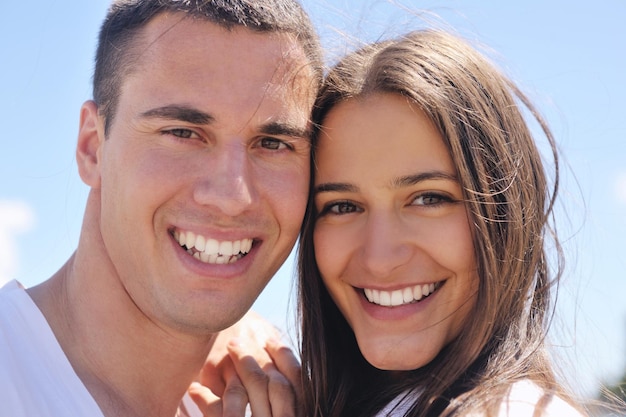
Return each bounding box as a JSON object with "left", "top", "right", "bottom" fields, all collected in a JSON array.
[
  {"left": 314, "top": 172, "right": 458, "bottom": 195},
  {"left": 391, "top": 171, "right": 458, "bottom": 188},
  {"left": 314, "top": 182, "right": 358, "bottom": 195}
]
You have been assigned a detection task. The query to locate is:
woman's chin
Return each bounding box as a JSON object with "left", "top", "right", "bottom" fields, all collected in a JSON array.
[{"left": 360, "top": 346, "right": 434, "bottom": 371}]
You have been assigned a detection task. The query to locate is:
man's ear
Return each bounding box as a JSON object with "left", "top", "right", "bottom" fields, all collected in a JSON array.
[{"left": 76, "top": 100, "right": 105, "bottom": 188}]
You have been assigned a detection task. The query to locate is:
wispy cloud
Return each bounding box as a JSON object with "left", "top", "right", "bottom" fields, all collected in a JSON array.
[{"left": 0, "top": 200, "right": 35, "bottom": 286}]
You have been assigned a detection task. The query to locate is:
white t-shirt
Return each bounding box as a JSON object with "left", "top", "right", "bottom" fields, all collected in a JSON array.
[
  {"left": 374, "top": 380, "right": 585, "bottom": 417},
  {"left": 0, "top": 280, "right": 105, "bottom": 416}
]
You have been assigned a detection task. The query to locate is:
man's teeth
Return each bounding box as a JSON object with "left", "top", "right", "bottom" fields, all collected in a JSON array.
[
  {"left": 174, "top": 230, "right": 252, "bottom": 264},
  {"left": 363, "top": 283, "right": 438, "bottom": 307}
]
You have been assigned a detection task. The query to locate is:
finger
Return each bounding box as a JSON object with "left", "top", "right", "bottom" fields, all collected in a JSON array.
[
  {"left": 221, "top": 372, "right": 253, "bottom": 417},
  {"left": 187, "top": 382, "right": 223, "bottom": 417},
  {"left": 265, "top": 339, "right": 303, "bottom": 416},
  {"left": 198, "top": 355, "right": 235, "bottom": 397},
  {"left": 227, "top": 338, "right": 273, "bottom": 417},
  {"left": 265, "top": 338, "right": 303, "bottom": 395},
  {"left": 264, "top": 366, "right": 298, "bottom": 417}
]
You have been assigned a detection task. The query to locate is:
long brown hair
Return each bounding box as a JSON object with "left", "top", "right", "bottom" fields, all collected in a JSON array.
[{"left": 297, "top": 30, "right": 573, "bottom": 417}]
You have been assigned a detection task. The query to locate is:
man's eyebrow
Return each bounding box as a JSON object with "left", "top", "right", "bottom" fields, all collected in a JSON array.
[
  {"left": 139, "top": 107, "right": 309, "bottom": 138},
  {"left": 140, "top": 105, "right": 214, "bottom": 125},
  {"left": 260, "top": 121, "right": 310, "bottom": 139}
]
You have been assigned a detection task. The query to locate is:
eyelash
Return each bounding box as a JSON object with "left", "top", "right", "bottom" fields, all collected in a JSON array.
[
  {"left": 412, "top": 192, "right": 455, "bottom": 207},
  {"left": 162, "top": 128, "right": 199, "bottom": 141},
  {"left": 318, "top": 192, "right": 456, "bottom": 217},
  {"left": 258, "top": 137, "right": 294, "bottom": 151},
  {"left": 161, "top": 129, "right": 294, "bottom": 152},
  {"left": 318, "top": 200, "right": 360, "bottom": 217}
]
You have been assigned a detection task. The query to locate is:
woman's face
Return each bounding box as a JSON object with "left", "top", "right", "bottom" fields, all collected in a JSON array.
[{"left": 313, "top": 92, "right": 479, "bottom": 370}]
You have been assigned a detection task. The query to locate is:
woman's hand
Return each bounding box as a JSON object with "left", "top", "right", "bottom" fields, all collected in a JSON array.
[{"left": 187, "top": 311, "right": 303, "bottom": 417}]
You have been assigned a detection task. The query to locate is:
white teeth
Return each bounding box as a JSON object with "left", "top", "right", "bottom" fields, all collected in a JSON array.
[
  {"left": 380, "top": 291, "right": 391, "bottom": 306},
  {"left": 233, "top": 240, "right": 241, "bottom": 255},
  {"left": 200, "top": 252, "right": 210, "bottom": 263},
  {"left": 403, "top": 287, "right": 413, "bottom": 303},
  {"left": 241, "top": 239, "right": 252, "bottom": 253},
  {"left": 364, "top": 288, "right": 381, "bottom": 304},
  {"left": 391, "top": 290, "right": 403, "bottom": 306},
  {"left": 175, "top": 230, "right": 253, "bottom": 265},
  {"left": 364, "top": 282, "right": 440, "bottom": 307},
  {"left": 206, "top": 238, "right": 219, "bottom": 254},
  {"left": 186, "top": 231, "right": 196, "bottom": 248},
  {"left": 195, "top": 235, "right": 206, "bottom": 252},
  {"left": 413, "top": 285, "right": 423, "bottom": 301},
  {"left": 219, "top": 241, "right": 233, "bottom": 257}
]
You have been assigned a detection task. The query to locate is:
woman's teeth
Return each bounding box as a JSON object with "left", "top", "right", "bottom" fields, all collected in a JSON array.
[
  {"left": 363, "top": 282, "right": 439, "bottom": 307},
  {"left": 174, "top": 230, "right": 253, "bottom": 264}
]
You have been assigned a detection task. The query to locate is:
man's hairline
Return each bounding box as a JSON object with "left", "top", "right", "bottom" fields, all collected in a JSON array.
[{"left": 100, "top": 10, "right": 317, "bottom": 137}]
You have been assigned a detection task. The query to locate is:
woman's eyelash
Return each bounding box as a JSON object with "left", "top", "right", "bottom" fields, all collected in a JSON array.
[
  {"left": 317, "top": 192, "right": 459, "bottom": 217},
  {"left": 412, "top": 192, "right": 456, "bottom": 206},
  {"left": 318, "top": 200, "right": 359, "bottom": 216}
]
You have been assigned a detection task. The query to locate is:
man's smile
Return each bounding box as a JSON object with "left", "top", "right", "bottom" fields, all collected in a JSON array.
[{"left": 173, "top": 229, "right": 253, "bottom": 264}]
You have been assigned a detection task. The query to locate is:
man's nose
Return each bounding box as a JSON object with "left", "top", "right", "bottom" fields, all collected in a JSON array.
[{"left": 192, "top": 142, "right": 256, "bottom": 216}]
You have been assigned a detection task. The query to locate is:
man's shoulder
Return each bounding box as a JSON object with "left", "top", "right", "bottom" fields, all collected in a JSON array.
[
  {"left": 0, "top": 280, "right": 105, "bottom": 416},
  {"left": 0, "top": 279, "right": 41, "bottom": 333},
  {"left": 0, "top": 279, "right": 58, "bottom": 372}
]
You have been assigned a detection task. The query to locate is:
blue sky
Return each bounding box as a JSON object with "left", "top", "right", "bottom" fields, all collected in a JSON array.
[{"left": 1, "top": 0, "right": 624, "bottom": 399}]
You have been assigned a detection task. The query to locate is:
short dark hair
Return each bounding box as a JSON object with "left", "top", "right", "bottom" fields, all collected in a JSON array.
[{"left": 93, "top": 0, "right": 323, "bottom": 134}]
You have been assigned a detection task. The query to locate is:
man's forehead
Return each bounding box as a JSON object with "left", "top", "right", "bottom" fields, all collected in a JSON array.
[
  {"left": 133, "top": 13, "right": 316, "bottom": 88},
  {"left": 138, "top": 12, "right": 308, "bottom": 61},
  {"left": 117, "top": 12, "right": 317, "bottom": 129}
]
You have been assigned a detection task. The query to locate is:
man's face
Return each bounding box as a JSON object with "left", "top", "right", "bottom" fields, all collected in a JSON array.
[{"left": 88, "top": 14, "right": 314, "bottom": 334}]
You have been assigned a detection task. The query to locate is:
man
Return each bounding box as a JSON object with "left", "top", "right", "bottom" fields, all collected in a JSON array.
[{"left": 0, "top": 1, "right": 322, "bottom": 416}]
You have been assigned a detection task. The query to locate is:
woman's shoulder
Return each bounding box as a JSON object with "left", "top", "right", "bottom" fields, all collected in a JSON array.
[{"left": 493, "top": 379, "right": 586, "bottom": 417}]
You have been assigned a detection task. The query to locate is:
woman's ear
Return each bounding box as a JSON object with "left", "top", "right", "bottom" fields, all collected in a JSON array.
[{"left": 76, "top": 100, "right": 104, "bottom": 188}]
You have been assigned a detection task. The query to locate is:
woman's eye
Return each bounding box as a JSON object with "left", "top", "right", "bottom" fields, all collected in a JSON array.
[
  {"left": 321, "top": 201, "right": 360, "bottom": 216},
  {"left": 260, "top": 137, "right": 290, "bottom": 150},
  {"left": 412, "top": 193, "right": 451, "bottom": 206}
]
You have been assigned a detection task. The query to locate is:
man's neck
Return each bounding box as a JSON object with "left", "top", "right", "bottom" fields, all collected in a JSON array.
[{"left": 27, "top": 254, "right": 216, "bottom": 417}]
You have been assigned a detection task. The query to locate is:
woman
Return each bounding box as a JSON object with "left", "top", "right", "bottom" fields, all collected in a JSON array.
[
  {"left": 296, "top": 29, "right": 585, "bottom": 416},
  {"left": 189, "top": 29, "right": 589, "bottom": 417}
]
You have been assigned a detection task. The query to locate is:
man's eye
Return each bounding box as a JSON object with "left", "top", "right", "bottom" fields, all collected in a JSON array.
[
  {"left": 260, "top": 137, "right": 290, "bottom": 150},
  {"left": 163, "top": 128, "right": 197, "bottom": 139}
]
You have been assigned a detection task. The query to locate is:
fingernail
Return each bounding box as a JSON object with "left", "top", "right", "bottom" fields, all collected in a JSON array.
[
  {"left": 228, "top": 337, "right": 242, "bottom": 348},
  {"left": 189, "top": 381, "right": 202, "bottom": 390},
  {"left": 266, "top": 336, "right": 287, "bottom": 349},
  {"left": 266, "top": 336, "right": 281, "bottom": 345}
]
